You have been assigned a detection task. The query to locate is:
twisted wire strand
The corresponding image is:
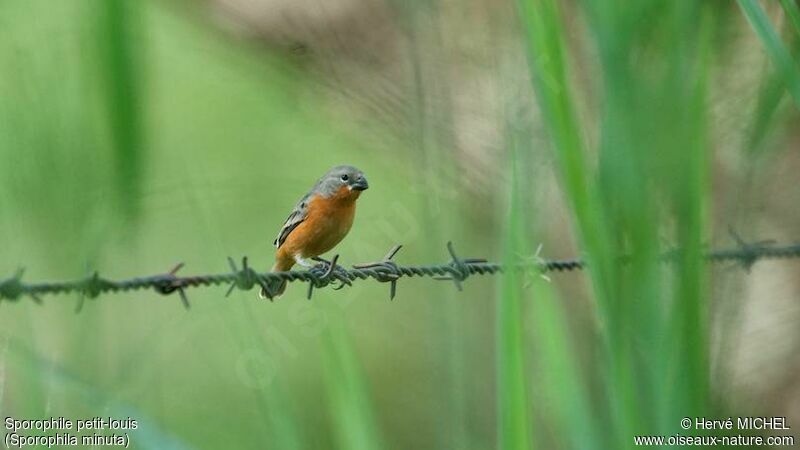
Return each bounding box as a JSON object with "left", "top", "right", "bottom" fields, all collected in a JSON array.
[{"left": 1, "top": 240, "right": 798, "bottom": 308}]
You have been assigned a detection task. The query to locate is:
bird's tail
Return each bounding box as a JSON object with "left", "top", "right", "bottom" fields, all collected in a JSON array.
[{"left": 259, "top": 259, "right": 293, "bottom": 300}]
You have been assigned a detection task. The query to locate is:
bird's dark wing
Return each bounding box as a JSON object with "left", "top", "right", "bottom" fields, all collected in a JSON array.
[{"left": 274, "top": 193, "right": 312, "bottom": 248}]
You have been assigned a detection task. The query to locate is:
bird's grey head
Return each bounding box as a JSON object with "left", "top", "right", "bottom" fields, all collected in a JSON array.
[{"left": 315, "top": 165, "right": 368, "bottom": 197}]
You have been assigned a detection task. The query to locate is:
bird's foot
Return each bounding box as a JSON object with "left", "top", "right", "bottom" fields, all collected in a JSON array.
[{"left": 310, "top": 255, "right": 352, "bottom": 289}]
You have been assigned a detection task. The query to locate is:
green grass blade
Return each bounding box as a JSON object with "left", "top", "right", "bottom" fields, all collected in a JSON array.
[
  {"left": 780, "top": 0, "right": 800, "bottom": 36},
  {"left": 516, "top": 0, "right": 615, "bottom": 319},
  {"left": 738, "top": 0, "right": 800, "bottom": 106},
  {"left": 743, "top": 25, "right": 800, "bottom": 156},
  {"left": 517, "top": 0, "right": 630, "bottom": 444},
  {"left": 96, "top": 0, "right": 146, "bottom": 220},
  {"left": 530, "top": 279, "right": 601, "bottom": 450},
  {"left": 497, "top": 144, "right": 533, "bottom": 450},
  {"left": 323, "top": 320, "right": 384, "bottom": 450},
  {"left": 666, "top": 25, "right": 712, "bottom": 422}
]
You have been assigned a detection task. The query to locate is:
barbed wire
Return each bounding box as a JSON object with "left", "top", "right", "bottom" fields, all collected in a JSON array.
[{"left": 1, "top": 237, "right": 799, "bottom": 310}]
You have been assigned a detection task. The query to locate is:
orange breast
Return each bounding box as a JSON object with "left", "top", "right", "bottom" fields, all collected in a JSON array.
[{"left": 278, "top": 187, "right": 358, "bottom": 261}]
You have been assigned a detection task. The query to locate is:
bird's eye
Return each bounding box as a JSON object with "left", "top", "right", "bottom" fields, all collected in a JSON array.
[{"left": 340, "top": 174, "right": 349, "bottom": 182}]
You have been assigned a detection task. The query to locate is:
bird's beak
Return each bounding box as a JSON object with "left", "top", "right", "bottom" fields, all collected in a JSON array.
[{"left": 351, "top": 175, "right": 369, "bottom": 191}]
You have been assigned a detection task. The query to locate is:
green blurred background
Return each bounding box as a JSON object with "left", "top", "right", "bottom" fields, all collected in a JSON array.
[{"left": 1, "top": 0, "right": 799, "bottom": 449}]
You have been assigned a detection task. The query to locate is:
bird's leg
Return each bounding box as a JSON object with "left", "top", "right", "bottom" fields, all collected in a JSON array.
[
  {"left": 311, "top": 256, "right": 331, "bottom": 266},
  {"left": 310, "top": 255, "right": 335, "bottom": 273},
  {"left": 294, "top": 255, "right": 315, "bottom": 268}
]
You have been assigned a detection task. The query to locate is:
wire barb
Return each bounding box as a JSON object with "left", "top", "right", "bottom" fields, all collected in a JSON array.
[
  {"left": 154, "top": 262, "right": 190, "bottom": 309},
  {"left": 353, "top": 245, "right": 403, "bottom": 300},
  {"left": 0, "top": 268, "right": 27, "bottom": 303},
  {"left": 727, "top": 227, "right": 776, "bottom": 272},
  {"left": 433, "top": 241, "right": 486, "bottom": 291},
  {"left": 226, "top": 256, "right": 272, "bottom": 302}
]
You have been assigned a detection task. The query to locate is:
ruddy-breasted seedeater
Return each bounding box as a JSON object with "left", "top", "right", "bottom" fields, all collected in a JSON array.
[{"left": 260, "top": 165, "right": 368, "bottom": 298}]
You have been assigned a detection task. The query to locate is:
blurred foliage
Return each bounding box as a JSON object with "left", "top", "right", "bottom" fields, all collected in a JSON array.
[{"left": 0, "top": 0, "right": 798, "bottom": 449}]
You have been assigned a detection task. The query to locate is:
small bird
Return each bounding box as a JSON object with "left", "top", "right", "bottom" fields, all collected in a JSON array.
[{"left": 260, "top": 165, "right": 369, "bottom": 298}]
